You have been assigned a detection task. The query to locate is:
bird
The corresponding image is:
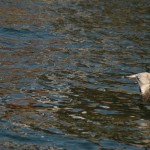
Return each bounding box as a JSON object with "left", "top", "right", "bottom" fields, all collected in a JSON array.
[{"left": 127, "top": 72, "right": 150, "bottom": 102}]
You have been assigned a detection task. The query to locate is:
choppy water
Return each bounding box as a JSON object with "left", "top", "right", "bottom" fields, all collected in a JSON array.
[{"left": 0, "top": 0, "right": 150, "bottom": 149}]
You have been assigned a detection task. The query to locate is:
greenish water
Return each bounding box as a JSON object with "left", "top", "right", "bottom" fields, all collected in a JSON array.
[{"left": 0, "top": 0, "right": 150, "bottom": 149}]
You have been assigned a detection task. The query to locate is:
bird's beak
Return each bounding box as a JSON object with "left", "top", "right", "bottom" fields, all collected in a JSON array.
[{"left": 126, "top": 74, "right": 138, "bottom": 79}]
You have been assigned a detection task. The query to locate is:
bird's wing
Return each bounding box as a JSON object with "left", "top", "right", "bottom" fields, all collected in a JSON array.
[{"left": 140, "top": 84, "right": 150, "bottom": 101}]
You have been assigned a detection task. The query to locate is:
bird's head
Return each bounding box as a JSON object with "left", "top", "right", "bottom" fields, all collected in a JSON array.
[
  {"left": 127, "top": 72, "right": 150, "bottom": 86},
  {"left": 127, "top": 72, "right": 150, "bottom": 101}
]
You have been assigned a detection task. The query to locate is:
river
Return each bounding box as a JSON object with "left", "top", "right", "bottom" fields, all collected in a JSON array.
[{"left": 0, "top": 0, "right": 150, "bottom": 149}]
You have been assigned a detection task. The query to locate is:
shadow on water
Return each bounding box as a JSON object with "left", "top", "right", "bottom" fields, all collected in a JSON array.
[{"left": 0, "top": 0, "right": 150, "bottom": 149}]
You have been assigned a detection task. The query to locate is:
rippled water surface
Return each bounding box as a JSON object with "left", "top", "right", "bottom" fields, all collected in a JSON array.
[{"left": 0, "top": 0, "right": 150, "bottom": 149}]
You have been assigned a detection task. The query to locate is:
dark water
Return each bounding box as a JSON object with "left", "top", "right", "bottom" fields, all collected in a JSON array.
[{"left": 0, "top": 0, "right": 150, "bottom": 149}]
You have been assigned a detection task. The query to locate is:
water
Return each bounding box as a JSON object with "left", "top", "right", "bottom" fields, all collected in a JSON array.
[{"left": 0, "top": 0, "right": 150, "bottom": 149}]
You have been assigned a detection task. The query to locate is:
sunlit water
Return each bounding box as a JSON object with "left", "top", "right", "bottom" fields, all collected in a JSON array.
[{"left": 0, "top": 0, "right": 150, "bottom": 149}]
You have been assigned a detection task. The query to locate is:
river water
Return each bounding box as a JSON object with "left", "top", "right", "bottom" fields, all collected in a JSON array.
[{"left": 0, "top": 0, "right": 150, "bottom": 149}]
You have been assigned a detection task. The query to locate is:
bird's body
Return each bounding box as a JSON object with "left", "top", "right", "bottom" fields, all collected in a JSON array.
[{"left": 127, "top": 72, "right": 150, "bottom": 101}]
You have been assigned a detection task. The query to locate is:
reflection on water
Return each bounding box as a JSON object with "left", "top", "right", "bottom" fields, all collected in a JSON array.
[{"left": 0, "top": 0, "right": 150, "bottom": 149}]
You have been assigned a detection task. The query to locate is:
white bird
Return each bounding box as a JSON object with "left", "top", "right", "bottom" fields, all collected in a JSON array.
[{"left": 127, "top": 72, "right": 150, "bottom": 101}]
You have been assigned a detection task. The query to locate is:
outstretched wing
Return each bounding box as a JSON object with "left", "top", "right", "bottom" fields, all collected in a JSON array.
[{"left": 140, "top": 84, "right": 150, "bottom": 101}]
